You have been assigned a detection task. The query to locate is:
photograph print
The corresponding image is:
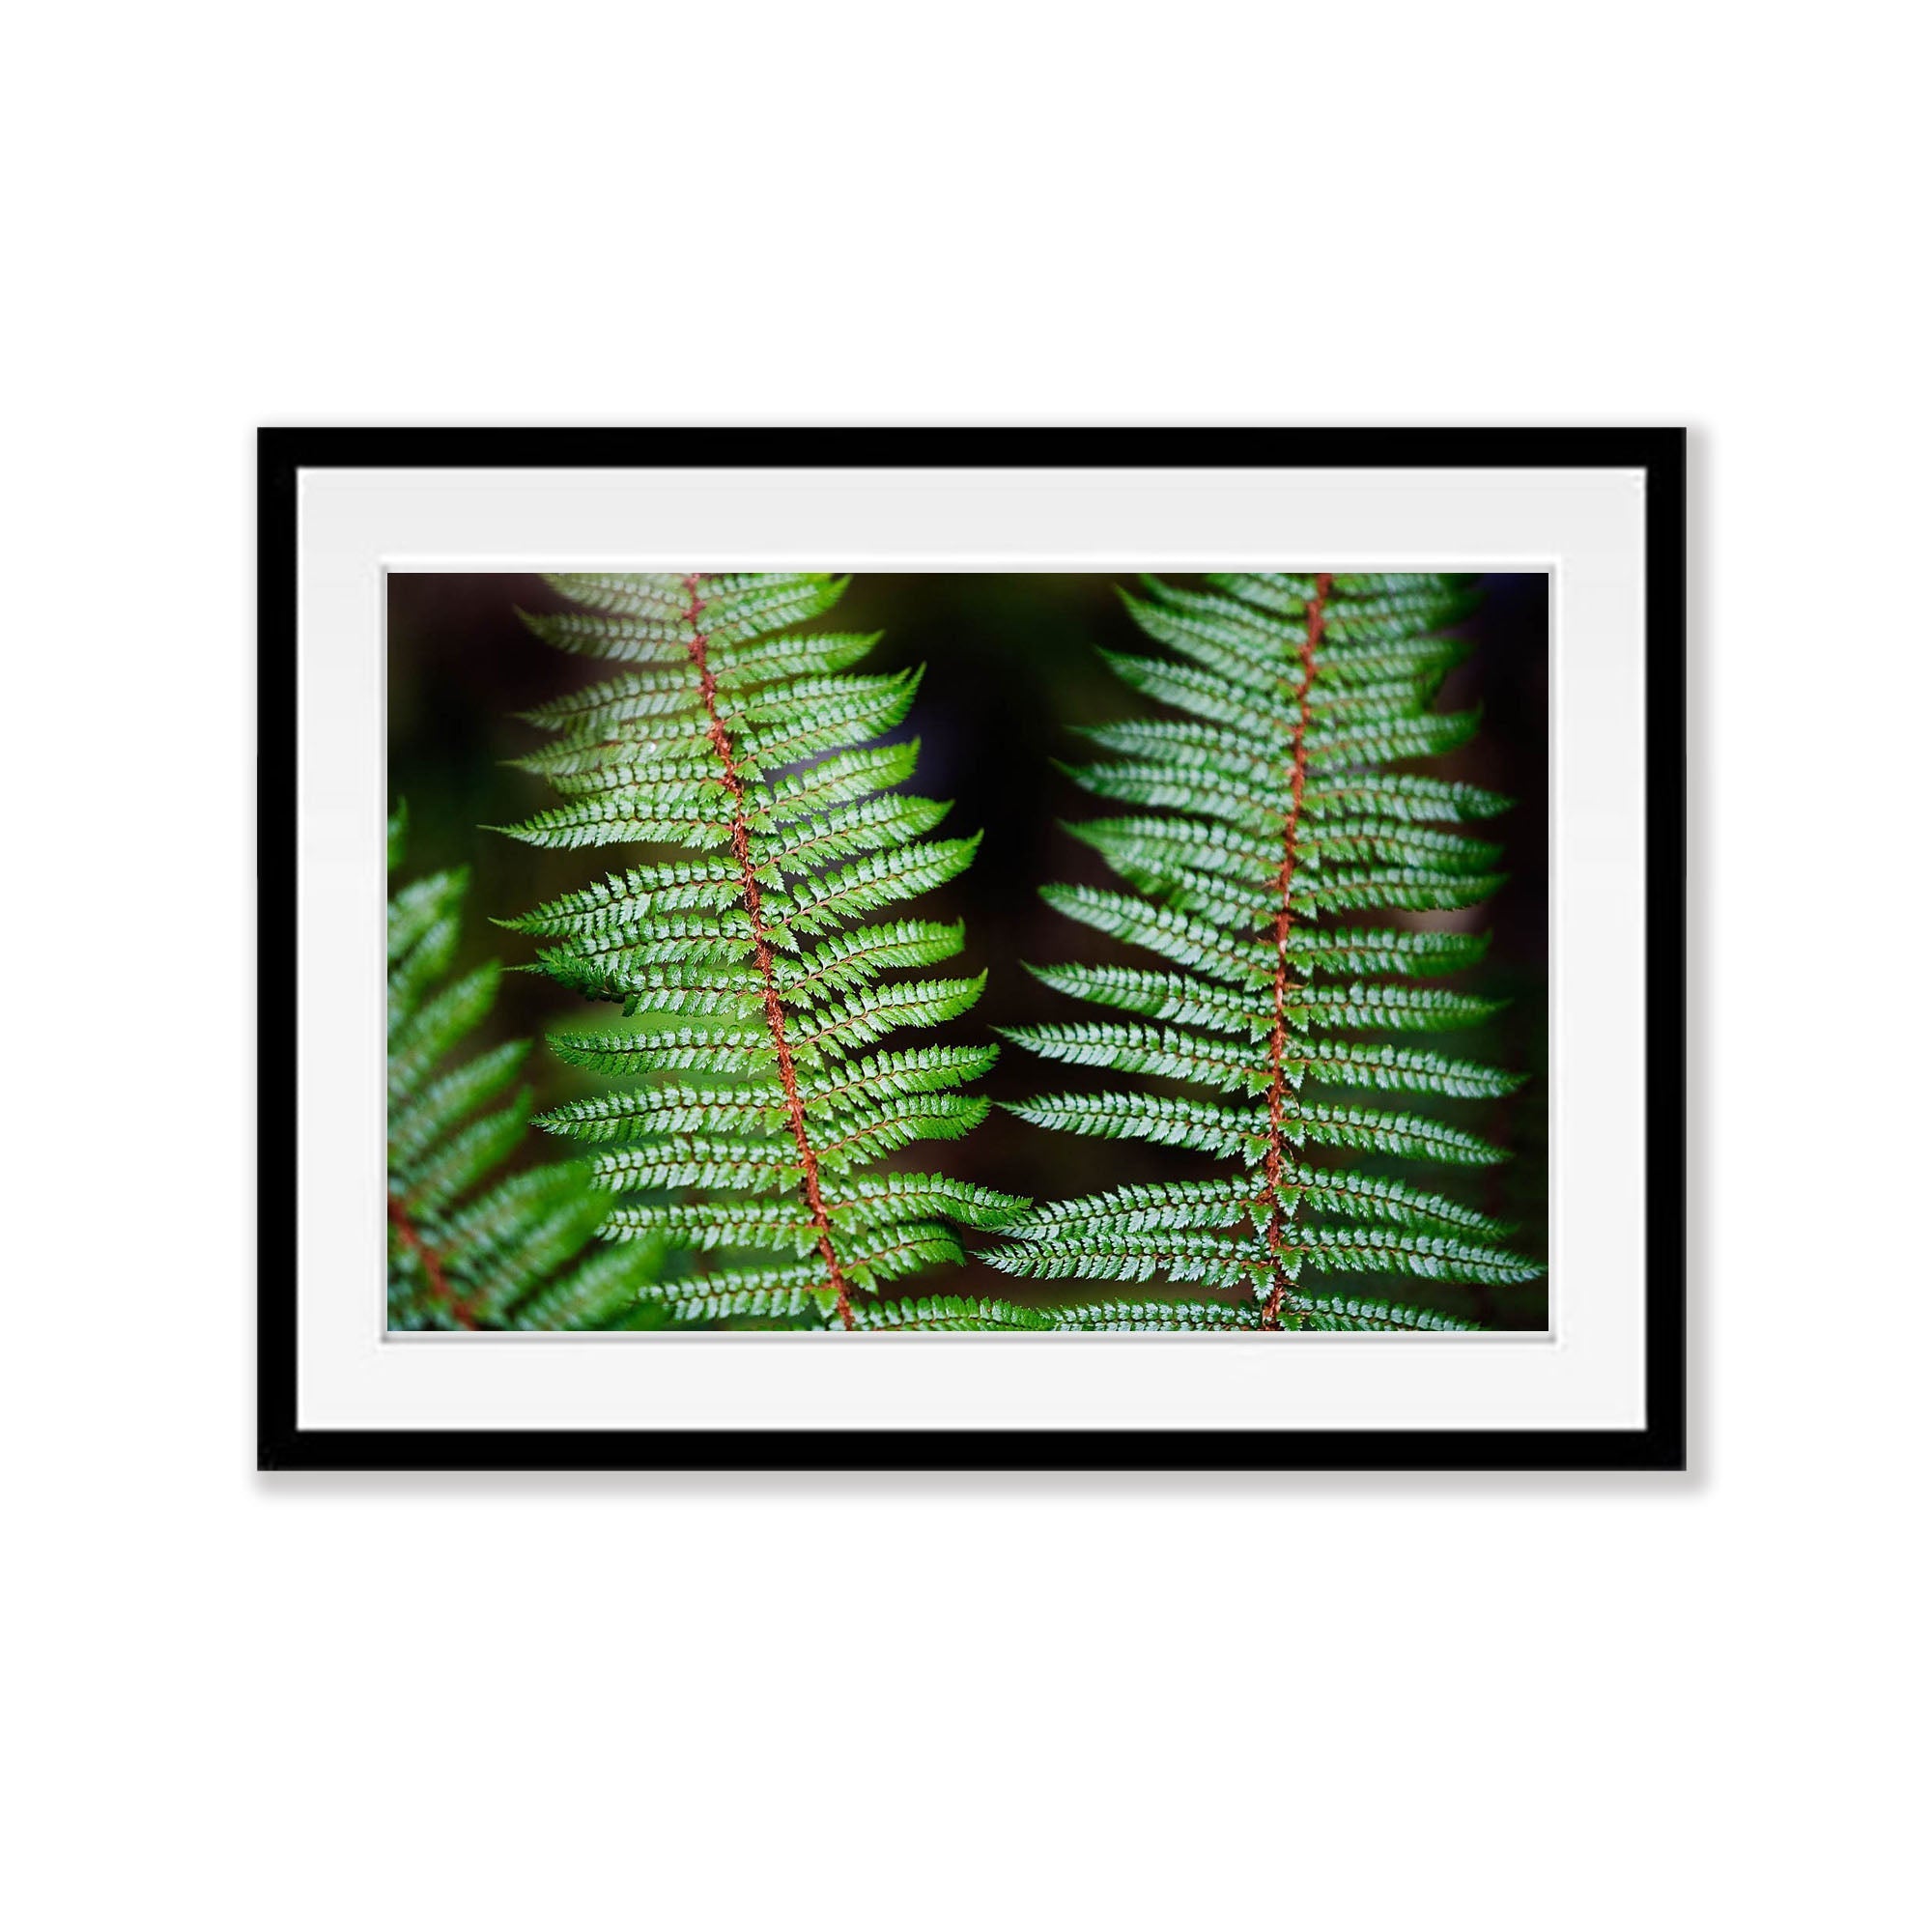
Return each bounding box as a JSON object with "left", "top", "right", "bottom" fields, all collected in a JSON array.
[{"left": 386, "top": 567, "right": 1549, "bottom": 1338}]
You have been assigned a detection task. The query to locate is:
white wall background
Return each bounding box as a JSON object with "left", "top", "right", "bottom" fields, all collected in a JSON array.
[{"left": 5, "top": 5, "right": 1924, "bottom": 1927}]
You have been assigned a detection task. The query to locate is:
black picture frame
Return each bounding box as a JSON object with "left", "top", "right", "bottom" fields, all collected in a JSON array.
[{"left": 259, "top": 427, "right": 1687, "bottom": 1473}]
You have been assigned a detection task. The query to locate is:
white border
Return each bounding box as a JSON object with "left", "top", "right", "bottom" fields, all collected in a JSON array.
[{"left": 296, "top": 466, "right": 1645, "bottom": 1431}]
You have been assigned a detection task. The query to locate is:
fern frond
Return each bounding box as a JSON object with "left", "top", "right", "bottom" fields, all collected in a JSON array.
[
  {"left": 1004, "top": 572, "right": 1540, "bottom": 1331},
  {"left": 385, "top": 817, "right": 671, "bottom": 1329},
  {"left": 507, "top": 573, "right": 1021, "bottom": 1330}
]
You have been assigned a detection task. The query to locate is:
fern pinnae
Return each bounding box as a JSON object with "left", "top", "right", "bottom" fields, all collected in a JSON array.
[
  {"left": 1000, "top": 572, "right": 1541, "bottom": 1334},
  {"left": 506, "top": 573, "right": 1020, "bottom": 1330}
]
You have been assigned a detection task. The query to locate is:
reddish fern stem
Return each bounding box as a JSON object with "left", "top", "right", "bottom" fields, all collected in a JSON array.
[
  {"left": 387, "top": 1195, "right": 478, "bottom": 1329},
  {"left": 681, "top": 575, "right": 855, "bottom": 1329},
  {"left": 1259, "top": 572, "right": 1333, "bottom": 1330}
]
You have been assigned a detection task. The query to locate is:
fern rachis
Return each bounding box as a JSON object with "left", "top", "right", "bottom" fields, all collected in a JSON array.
[
  {"left": 1253, "top": 572, "right": 1332, "bottom": 1322},
  {"left": 685, "top": 578, "right": 854, "bottom": 1321}
]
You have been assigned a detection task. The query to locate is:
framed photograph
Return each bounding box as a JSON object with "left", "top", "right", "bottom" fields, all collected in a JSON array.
[{"left": 260, "top": 427, "right": 1685, "bottom": 1471}]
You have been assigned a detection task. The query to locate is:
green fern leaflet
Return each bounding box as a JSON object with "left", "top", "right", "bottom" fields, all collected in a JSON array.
[
  {"left": 500, "top": 573, "right": 1025, "bottom": 1330},
  {"left": 985, "top": 573, "right": 1542, "bottom": 1333},
  {"left": 387, "top": 804, "right": 672, "bottom": 1329}
]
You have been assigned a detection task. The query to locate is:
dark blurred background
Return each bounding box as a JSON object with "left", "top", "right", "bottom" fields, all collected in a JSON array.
[{"left": 389, "top": 573, "right": 1548, "bottom": 1327}]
